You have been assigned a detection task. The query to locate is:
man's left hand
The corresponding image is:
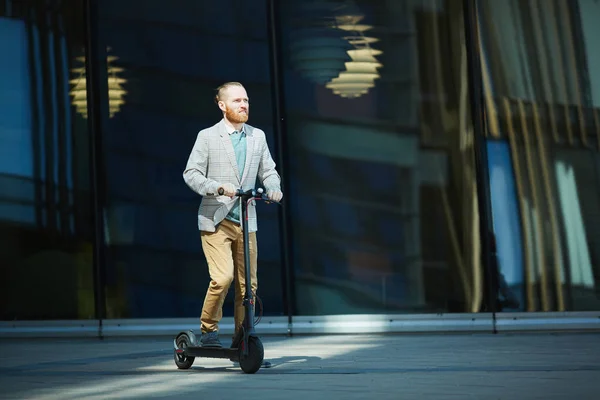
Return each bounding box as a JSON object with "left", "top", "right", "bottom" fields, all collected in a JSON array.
[{"left": 267, "top": 190, "right": 283, "bottom": 203}]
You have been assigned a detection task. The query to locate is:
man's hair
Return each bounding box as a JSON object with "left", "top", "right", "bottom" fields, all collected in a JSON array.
[{"left": 214, "top": 82, "right": 245, "bottom": 104}]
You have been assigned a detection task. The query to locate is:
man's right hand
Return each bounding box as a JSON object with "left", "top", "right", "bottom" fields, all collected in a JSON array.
[{"left": 217, "top": 183, "right": 236, "bottom": 197}]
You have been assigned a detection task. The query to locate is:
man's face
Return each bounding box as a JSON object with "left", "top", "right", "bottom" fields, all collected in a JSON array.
[{"left": 219, "top": 86, "right": 249, "bottom": 124}]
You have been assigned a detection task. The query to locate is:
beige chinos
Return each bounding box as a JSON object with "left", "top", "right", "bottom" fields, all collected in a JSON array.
[{"left": 200, "top": 219, "right": 257, "bottom": 334}]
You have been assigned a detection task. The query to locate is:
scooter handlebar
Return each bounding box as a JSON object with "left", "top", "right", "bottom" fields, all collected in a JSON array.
[{"left": 217, "top": 187, "right": 280, "bottom": 204}]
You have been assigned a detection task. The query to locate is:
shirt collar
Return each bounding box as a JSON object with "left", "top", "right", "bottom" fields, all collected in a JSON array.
[{"left": 224, "top": 119, "right": 245, "bottom": 135}]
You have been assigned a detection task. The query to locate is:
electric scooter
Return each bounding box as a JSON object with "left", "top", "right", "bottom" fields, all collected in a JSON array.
[{"left": 173, "top": 187, "right": 278, "bottom": 374}]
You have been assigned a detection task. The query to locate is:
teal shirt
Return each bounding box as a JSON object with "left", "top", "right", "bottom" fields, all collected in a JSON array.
[{"left": 226, "top": 129, "right": 246, "bottom": 224}]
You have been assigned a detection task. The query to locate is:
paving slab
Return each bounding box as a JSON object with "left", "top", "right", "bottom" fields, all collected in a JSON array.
[{"left": 1, "top": 333, "right": 599, "bottom": 399}]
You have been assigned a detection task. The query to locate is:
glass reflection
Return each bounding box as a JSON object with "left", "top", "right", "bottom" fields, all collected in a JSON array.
[
  {"left": 479, "top": 0, "right": 600, "bottom": 311},
  {"left": 280, "top": 0, "right": 485, "bottom": 314},
  {"left": 0, "top": 3, "right": 95, "bottom": 320},
  {"left": 97, "top": 0, "right": 284, "bottom": 319}
]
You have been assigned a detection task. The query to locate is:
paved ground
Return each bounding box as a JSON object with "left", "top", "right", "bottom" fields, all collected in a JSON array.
[{"left": 1, "top": 332, "right": 599, "bottom": 399}]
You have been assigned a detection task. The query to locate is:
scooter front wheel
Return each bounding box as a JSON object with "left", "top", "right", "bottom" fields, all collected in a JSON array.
[
  {"left": 239, "top": 336, "right": 264, "bottom": 374},
  {"left": 174, "top": 332, "right": 195, "bottom": 369}
]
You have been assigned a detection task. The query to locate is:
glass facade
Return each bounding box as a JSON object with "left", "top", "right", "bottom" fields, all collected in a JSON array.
[
  {"left": 1, "top": 0, "right": 598, "bottom": 329},
  {"left": 279, "top": 0, "right": 485, "bottom": 315},
  {"left": 0, "top": 0, "right": 95, "bottom": 320},
  {"left": 479, "top": 0, "right": 600, "bottom": 312},
  {"left": 95, "top": 0, "right": 284, "bottom": 319}
]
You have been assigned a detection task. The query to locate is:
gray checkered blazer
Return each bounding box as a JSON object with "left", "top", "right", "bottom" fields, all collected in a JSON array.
[{"left": 183, "top": 119, "right": 281, "bottom": 232}]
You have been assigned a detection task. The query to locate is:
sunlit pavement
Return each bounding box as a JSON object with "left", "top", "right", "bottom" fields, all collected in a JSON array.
[{"left": 1, "top": 333, "right": 599, "bottom": 399}]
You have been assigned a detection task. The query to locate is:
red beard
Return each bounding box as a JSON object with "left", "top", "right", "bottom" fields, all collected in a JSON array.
[{"left": 225, "top": 106, "right": 248, "bottom": 123}]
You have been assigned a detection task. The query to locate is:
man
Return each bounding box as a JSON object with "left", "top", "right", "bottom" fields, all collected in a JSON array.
[{"left": 183, "top": 82, "right": 283, "bottom": 348}]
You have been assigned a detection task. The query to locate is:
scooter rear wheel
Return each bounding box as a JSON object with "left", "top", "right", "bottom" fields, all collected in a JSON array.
[
  {"left": 174, "top": 332, "right": 195, "bottom": 369},
  {"left": 239, "top": 336, "right": 264, "bottom": 374}
]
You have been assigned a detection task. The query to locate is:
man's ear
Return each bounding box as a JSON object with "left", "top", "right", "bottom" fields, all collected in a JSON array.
[{"left": 217, "top": 101, "right": 226, "bottom": 112}]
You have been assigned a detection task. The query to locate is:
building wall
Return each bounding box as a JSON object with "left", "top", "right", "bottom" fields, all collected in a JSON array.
[
  {"left": 1, "top": 0, "right": 599, "bottom": 327},
  {"left": 479, "top": 0, "right": 600, "bottom": 312}
]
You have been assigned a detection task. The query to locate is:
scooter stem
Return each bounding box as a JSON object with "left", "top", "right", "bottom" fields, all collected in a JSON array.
[{"left": 239, "top": 190, "right": 255, "bottom": 351}]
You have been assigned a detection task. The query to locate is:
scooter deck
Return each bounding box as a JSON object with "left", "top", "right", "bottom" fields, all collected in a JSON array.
[{"left": 180, "top": 345, "right": 240, "bottom": 361}]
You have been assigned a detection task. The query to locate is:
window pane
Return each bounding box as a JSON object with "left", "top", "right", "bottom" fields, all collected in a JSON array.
[
  {"left": 97, "top": 0, "right": 284, "bottom": 319},
  {"left": 0, "top": 3, "right": 95, "bottom": 320},
  {"left": 279, "top": 0, "right": 486, "bottom": 314},
  {"left": 479, "top": 0, "right": 600, "bottom": 311}
]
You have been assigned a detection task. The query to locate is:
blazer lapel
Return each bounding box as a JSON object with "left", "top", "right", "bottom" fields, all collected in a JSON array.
[
  {"left": 219, "top": 123, "right": 241, "bottom": 183},
  {"left": 240, "top": 125, "right": 255, "bottom": 183}
]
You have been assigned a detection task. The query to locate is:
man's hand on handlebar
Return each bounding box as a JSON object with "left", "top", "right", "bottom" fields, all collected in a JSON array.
[
  {"left": 216, "top": 185, "right": 283, "bottom": 203},
  {"left": 267, "top": 189, "right": 283, "bottom": 203},
  {"left": 217, "top": 183, "right": 236, "bottom": 197}
]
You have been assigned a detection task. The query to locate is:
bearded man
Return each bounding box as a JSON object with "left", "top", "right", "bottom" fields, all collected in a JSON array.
[{"left": 183, "top": 82, "right": 283, "bottom": 348}]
